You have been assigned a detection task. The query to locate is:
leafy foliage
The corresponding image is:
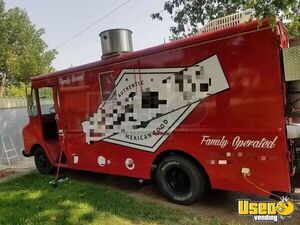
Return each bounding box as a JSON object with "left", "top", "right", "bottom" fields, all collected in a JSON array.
[
  {"left": 5, "top": 83, "right": 27, "bottom": 97},
  {"left": 151, "top": 0, "right": 300, "bottom": 40},
  {"left": 0, "top": 0, "right": 57, "bottom": 96}
]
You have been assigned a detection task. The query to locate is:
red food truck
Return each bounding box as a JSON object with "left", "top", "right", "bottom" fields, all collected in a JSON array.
[{"left": 22, "top": 11, "right": 300, "bottom": 204}]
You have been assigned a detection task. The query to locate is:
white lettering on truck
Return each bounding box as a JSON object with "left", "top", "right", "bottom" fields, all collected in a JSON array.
[
  {"left": 201, "top": 135, "right": 228, "bottom": 149},
  {"left": 201, "top": 135, "right": 278, "bottom": 150},
  {"left": 232, "top": 136, "right": 278, "bottom": 150}
]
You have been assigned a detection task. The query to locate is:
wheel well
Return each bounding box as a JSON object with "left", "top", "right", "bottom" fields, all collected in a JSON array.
[
  {"left": 30, "top": 144, "right": 42, "bottom": 156},
  {"left": 152, "top": 150, "right": 211, "bottom": 188}
]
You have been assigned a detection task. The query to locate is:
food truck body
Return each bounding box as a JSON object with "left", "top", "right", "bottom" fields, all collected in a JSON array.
[{"left": 22, "top": 15, "right": 300, "bottom": 204}]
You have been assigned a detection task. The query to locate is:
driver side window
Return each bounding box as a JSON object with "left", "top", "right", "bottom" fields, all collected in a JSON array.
[{"left": 38, "top": 87, "right": 55, "bottom": 115}]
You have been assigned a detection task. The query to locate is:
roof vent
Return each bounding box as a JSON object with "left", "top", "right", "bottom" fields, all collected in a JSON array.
[
  {"left": 200, "top": 9, "right": 255, "bottom": 34},
  {"left": 99, "top": 29, "right": 133, "bottom": 59}
]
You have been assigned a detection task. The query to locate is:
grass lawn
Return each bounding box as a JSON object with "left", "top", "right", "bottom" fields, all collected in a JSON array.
[{"left": 0, "top": 172, "right": 237, "bottom": 225}]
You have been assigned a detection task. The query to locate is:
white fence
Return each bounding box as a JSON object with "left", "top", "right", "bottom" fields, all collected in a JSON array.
[{"left": 0, "top": 98, "right": 29, "bottom": 163}]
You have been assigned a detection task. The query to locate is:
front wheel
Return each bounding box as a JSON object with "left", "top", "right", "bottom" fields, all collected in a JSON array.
[
  {"left": 34, "top": 147, "right": 53, "bottom": 175},
  {"left": 155, "top": 155, "right": 207, "bottom": 205}
]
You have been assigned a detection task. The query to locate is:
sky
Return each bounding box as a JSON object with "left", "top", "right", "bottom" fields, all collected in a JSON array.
[{"left": 5, "top": 0, "right": 174, "bottom": 71}]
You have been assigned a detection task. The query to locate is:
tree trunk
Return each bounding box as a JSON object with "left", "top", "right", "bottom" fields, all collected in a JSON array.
[{"left": 0, "top": 73, "right": 7, "bottom": 97}]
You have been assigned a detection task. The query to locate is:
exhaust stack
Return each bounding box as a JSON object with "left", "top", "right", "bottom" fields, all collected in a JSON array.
[{"left": 99, "top": 29, "right": 133, "bottom": 59}]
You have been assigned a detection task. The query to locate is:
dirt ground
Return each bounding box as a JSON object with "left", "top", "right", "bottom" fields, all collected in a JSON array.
[
  {"left": 0, "top": 158, "right": 36, "bottom": 183},
  {"left": 62, "top": 169, "right": 300, "bottom": 225}
]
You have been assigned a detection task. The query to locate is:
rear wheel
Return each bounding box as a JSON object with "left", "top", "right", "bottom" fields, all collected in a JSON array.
[
  {"left": 34, "top": 147, "right": 53, "bottom": 175},
  {"left": 155, "top": 155, "right": 207, "bottom": 205}
]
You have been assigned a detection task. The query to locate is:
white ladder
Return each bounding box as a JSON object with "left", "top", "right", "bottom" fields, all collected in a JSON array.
[{"left": 1, "top": 135, "right": 20, "bottom": 167}]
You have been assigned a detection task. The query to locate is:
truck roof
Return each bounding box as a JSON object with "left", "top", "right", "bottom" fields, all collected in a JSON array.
[{"left": 32, "top": 20, "right": 270, "bottom": 83}]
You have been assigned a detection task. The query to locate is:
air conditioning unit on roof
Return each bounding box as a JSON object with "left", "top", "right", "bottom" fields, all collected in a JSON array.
[{"left": 200, "top": 9, "right": 255, "bottom": 34}]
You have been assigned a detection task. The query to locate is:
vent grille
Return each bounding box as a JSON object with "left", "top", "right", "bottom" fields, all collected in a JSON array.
[
  {"left": 283, "top": 45, "right": 300, "bottom": 81},
  {"left": 200, "top": 9, "right": 254, "bottom": 34}
]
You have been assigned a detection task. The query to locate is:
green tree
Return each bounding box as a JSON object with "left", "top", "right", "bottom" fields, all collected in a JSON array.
[
  {"left": 5, "top": 83, "right": 27, "bottom": 97},
  {"left": 0, "top": 0, "right": 57, "bottom": 96},
  {"left": 151, "top": 0, "right": 300, "bottom": 40}
]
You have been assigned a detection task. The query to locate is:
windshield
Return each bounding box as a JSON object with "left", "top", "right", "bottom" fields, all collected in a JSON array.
[
  {"left": 26, "top": 87, "right": 38, "bottom": 117},
  {"left": 26, "top": 87, "right": 55, "bottom": 117}
]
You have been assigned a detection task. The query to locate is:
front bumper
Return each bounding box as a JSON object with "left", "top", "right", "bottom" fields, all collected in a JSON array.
[{"left": 22, "top": 150, "right": 31, "bottom": 157}]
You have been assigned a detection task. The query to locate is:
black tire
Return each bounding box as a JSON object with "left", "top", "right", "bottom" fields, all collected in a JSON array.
[
  {"left": 155, "top": 155, "right": 206, "bottom": 205},
  {"left": 34, "top": 147, "right": 53, "bottom": 175}
]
